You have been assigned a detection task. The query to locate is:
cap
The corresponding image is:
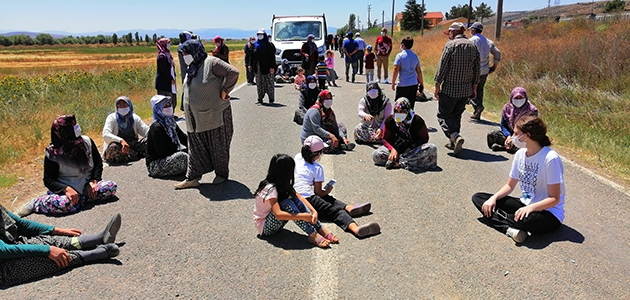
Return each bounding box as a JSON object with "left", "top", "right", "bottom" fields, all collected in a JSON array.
[
  {"left": 304, "top": 135, "right": 328, "bottom": 152},
  {"left": 355, "top": 32, "right": 361, "bottom": 36},
  {"left": 150, "top": 95, "right": 169, "bottom": 108},
  {"left": 469, "top": 22, "right": 483, "bottom": 31},
  {"left": 346, "top": 32, "right": 353, "bottom": 38},
  {"left": 257, "top": 28, "right": 266, "bottom": 34},
  {"left": 282, "top": 58, "right": 288, "bottom": 64},
  {"left": 366, "top": 45, "right": 373, "bottom": 50},
  {"left": 448, "top": 22, "right": 465, "bottom": 31},
  {"left": 307, "top": 34, "right": 315, "bottom": 40}
]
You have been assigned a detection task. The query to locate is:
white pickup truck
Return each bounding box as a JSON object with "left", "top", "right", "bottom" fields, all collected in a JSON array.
[{"left": 271, "top": 14, "right": 328, "bottom": 68}]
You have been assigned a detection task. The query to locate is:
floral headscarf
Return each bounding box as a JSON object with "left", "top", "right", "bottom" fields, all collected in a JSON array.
[
  {"left": 115, "top": 96, "right": 135, "bottom": 137},
  {"left": 45, "top": 115, "right": 92, "bottom": 173},
  {"left": 364, "top": 82, "right": 388, "bottom": 116},
  {"left": 180, "top": 40, "right": 208, "bottom": 83},
  {"left": 151, "top": 95, "right": 180, "bottom": 147},
  {"left": 503, "top": 87, "right": 539, "bottom": 130},
  {"left": 156, "top": 38, "right": 174, "bottom": 67},
  {"left": 394, "top": 97, "right": 415, "bottom": 140}
]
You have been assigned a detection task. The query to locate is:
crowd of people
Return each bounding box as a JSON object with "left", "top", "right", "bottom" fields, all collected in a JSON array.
[{"left": 3, "top": 23, "right": 567, "bottom": 286}]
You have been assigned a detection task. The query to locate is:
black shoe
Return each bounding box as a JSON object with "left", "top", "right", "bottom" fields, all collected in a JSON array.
[
  {"left": 340, "top": 142, "right": 356, "bottom": 151},
  {"left": 269, "top": 99, "right": 275, "bottom": 104},
  {"left": 346, "top": 77, "right": 349, "bottom": 82},
  {"left": 257, "top": 99, "right": 263, "bottom": 104},
  {"left": 352, "top": 75, "right": 355, "bottom": 83}
]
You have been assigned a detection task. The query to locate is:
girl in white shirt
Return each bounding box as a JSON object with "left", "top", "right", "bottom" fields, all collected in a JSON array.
[{"left": 472, "top": 116, "right": 565, "bottom": 244}]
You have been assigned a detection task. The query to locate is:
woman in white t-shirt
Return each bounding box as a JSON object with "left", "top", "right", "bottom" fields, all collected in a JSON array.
[
  {"left": 253, "top": 154, "right": 335, "bottom": 248},
  {"left": 294, "top": 136, "right": 381, "bottom": 240},
  {"left": 472, "top": 116, "right": 565, "bottom": 244}
]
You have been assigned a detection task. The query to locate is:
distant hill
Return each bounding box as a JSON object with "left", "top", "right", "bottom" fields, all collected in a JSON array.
[{"left": 1, "top": 31, "right": 66, "bottom": 39}]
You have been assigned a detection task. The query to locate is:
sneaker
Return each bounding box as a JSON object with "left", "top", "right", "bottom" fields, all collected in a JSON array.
[
  {"left": 444, "top": 142, "right": 454, "bottom": 150},
  {"left": 257, "top": 99, "right": 263, "bottom": 104},
  {"left": 212, "top": 176, "right": 227, "bottom": 185},
  {"left": 377, "top": 79, "right": 381, "bottom": 83},
  {"left": 506, "top": 227, "right": 528, "bottom": 243},
  {"left": 174, "top": 179, "right": 200, "bottom": 189},
  {"left": 340, "top": 142, "right": 355, "bottom": 151},
  {"left": 491, "top": 143, "right": 505, "bottom": 152},
  {"left": 453, "top": 136, "right": 465, "bottom": 156},
  {"left": 356, "top": 222, "right": 381, "bottom": 238},
  {"left": 384, "top": 78, "right": 390, "bottom": 84},
  {"left": 15, "top": 199, "right": 35, "bottom": 217}
]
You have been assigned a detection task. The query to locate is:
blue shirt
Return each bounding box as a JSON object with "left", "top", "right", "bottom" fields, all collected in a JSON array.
[
  {"left": 343, "top": 39, "right": 359, "bottom": 63},
  {"left": 393, "top": 49, "right": 420, "bottom": 87}
]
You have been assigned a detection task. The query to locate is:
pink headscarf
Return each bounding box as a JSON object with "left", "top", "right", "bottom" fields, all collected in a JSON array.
[
  {"left": 502, "top": 87, "right": 539, "bottom": 130},
  {"left": 156, "top": 38, "right": 174, "bottom": 67}
]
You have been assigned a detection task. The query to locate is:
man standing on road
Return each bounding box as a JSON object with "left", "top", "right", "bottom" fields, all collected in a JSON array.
[
  {"left": 434, "top": 22, "right": 480, "bottom": 157},
  {"left": 354, "top": 32, "right": 367, "bottom": 75},
  {"left": 343, "top": 32, "right": 359, "bottom": 83},
  {"left": 468, "top": 22, "right": 501, "bottom": 120},
  {"left": 391, "top": 36, "right": 423, "bottom": 110},
  {"left": 374, "top": 27, "right": 393, "bottom": 84}
]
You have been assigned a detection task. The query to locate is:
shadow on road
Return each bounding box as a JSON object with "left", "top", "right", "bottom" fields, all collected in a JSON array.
[
  {"left": 468, "top": 119, "right": 501, "bottom": 127},
  {"left": 258, "top": 102, "right": 287, "bottom": 108},
  {"left": 198, "top": 179, "right": 252, "bottom": 201},
  {"left": 448, "top": 149, "right": 509, "bottom": 162},
  {"left": 257, "top": 228, "right": 317, "bottom": 250},
  {"left": 523, "top": 224, "right": 585, "bottom": 249}
]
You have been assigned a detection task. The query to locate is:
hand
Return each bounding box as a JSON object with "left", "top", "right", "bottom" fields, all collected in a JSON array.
[
  {"left": 504, "top": 136, "right": 513, "bottom": 149},
  {"left": 247, "top": 66, "right": 252, "bottom": 71},
  {"left": 514, "top": 206, "right": 535, "bottom": 221},
  {"left": 434, "top": 88, "right": 440, "bottom": 101},
  {"left": 388, "top": 149, "right": 398, "bottom": 162},
  {"left": 364, "top": 115, "right": 374, "bottom": 122},
  {"left": 391, "top": 83, "right": 396, "bottom": 91},
  {"left": 48, "top": 246, "right": 71, "bottom": 268},
  {"left": 220, "top": 90, "right": 230, "bottom": 101},
  {"left": 330, "top": 136, "right": 339, "bottom": 148},
  {"left": 171, "top": 80, "right": 176, "bottom": 85},
  {"left": 310, "top": 211, "right": 319, "bottom": 224},
  {"left": 53, "top": 227, "right": 83, "bottom": 237},
  {"left": 343, "top": 138, "right": 351, "bottom": 145},
  {"left": 64, "top": 186, "right": 79, "bottom": 206},
  {"left": 269, "top": 68, "right": 274, "bottom": 74},
  {"left": 470, "top": 90, "right": 477, "bottom": 101},
  {"left": 85, "top": 181, "right": 98, "bottom": 200},
  {"left": 481, "top": 198, "right": 497, "bottom": 217},
  {"left": 375, "top": 129, "right": 383, "bottom": 139},
  {"left": 489, "top": 66, "right": 496, "bottom": 74},
  {"left": 120, "top": 140, "right": 130, "bottom": 154}
]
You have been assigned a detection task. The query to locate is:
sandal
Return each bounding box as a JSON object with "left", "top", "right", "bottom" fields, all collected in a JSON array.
[
  {"left": 323, "top": 233, "right": 339, "bottom": 244},
  {"left": 349, "top": 202, "right": 372, "bottom": 217},
  {"left": 308, "top": 234, "right": 330, "bottom": 248}
]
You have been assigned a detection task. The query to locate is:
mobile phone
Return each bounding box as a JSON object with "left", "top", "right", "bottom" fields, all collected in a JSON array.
[
  {"left": 323, "top": 179, "right": 336, "bottom": 190},
  {"left": 496, "top": 208, "right": 508, "bottom": 219}
]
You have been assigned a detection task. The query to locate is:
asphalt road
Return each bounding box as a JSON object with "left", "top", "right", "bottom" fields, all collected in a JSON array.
[{"left": 6, "top": 56, "right": 630, "bottom": 299}]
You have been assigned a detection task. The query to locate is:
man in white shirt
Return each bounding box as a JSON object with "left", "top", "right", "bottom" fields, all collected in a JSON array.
[
  {"left": 468, "top": 22, "right": 501, "bottom": 120},
  {"left": 354, "top": 32, "right": 367, "bottom": 75}
]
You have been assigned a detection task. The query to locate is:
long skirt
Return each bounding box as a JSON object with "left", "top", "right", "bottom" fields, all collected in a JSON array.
[
  {"left": 104, "top": 138, "right": 147, "bottom": 164},
  {"left": 32, "top": 180, "right": 117, "bottom": 215},
  {"left": 255, "top": 72, "right": 275, "bottom": 103},
  {"left": 186, "top": 107, "right": 233, "bottom": 180},
  {"left": 147, "top": 151, "right": 189, "bottom": 178},
  {"left": 372, "top": 143, "right": 438, "bottom": 171},
  {"left": 354, "top": 123, "right": 381, "bottom": 144}
]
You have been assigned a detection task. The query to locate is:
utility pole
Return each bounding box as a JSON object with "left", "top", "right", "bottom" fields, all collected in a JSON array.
[
  {"left": 468, "top": 0, "right": 473, "bottom": 26},
  {"left": 368, "top": 4, "right": 372, "bottom": 29},
  {"left": 382, "top": 10, "right": 385, "bottom": 28},
  {"left": 358, "top": 16, "right": 361, "bottom": 32},
  {"left": 495, "top": 0, "right": 503, "bottom": 41},
  {"left": 391, "top": 0, "right": 395, "bottom": 36},
  {"left": 421, "top": 0, "right": 425, "bottom": 35}
]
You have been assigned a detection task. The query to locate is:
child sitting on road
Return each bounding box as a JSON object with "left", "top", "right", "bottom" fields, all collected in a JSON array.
[
  {"left": 253, "top": 154, "right": 335, "bottom": 248},
  {"left": 325, "top": 50, "right": 338, "bottom": 87},
  {"left": 364, "top": 45, "right": 376, "bottom": 83},
  {"left": 294, "top": 67, "right": 306, "bottom": 90},
  {"left": 316, "top": 55, "right": 328, "bottom": 90}
]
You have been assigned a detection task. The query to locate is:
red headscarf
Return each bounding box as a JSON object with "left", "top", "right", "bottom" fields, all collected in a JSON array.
[{"left": 156, "top": 38, "right": 174, "bottom": 67}]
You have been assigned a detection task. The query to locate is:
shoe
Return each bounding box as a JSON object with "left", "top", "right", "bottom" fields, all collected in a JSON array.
[
  {"left": 257, "top": 99, "right": 263, "bottom": 104},
  {"left": 444, "top": 142, "right": 454, "bottom": 150},
  {"left": 269, "top": 99, "right": 275, "bottom": 104},
  {"left": 174, "top": 179, "right": 200, "bottom": 189},
  {"left": 352, "top": 75, "right": 355, "bottom": 83},
  {"left": 506, "top": 227, "right": 528, "bottom": 243},
  {"left": 491, "top": 143, "right": 505, "bottom": 152},
  {"left": 15, "top": 199, "right": 35, "bottom": 217},
  {"left": 356, "top": 222, "right": 381, "bottom": 238},
  {"left": 377, "top": 79, "right": 381, "bottom": 83},
  {"left": 340, "top": 142, "right": 355, "bottom": 151},
  {"left": 453, "top": 136, "right": 465, "bottom": 156},
  {"left": 102, "top": 213, "right": 122, "bottom": 244},
  {"left": 385, "top": 160, "right": 400, "bottom": 169},
  {"left": 212, "top": 176, "right": 227, "bottom": 185},
  {"left": 384, "top": 78, "right": 390, "bottom": 84},
  {"left": 333, "top": 83, "right": 338, "bottom": 87},
  {"left": 346, "top": 77, "right": 349, "bottom": 82},
  {"left": 348, "top": 202, "right": 371, "bottom": 217}
]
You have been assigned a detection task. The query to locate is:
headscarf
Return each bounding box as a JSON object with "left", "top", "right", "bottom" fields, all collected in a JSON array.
[
  {"left": 311, "top": 90, "right": 336, "bottom": 132},
  {"left": 255, "top": 32, "right": 269, "bottom": 52},
  {"left": 364, "top": 82, "right": 388, "bottom": 116},
  {"left": 180, "top": 40, "right": 208, "bottom": 83},
  {"left": 393, "top": 97, "right": 415, "bottom": 140},
  {"left": 213, "top": 36, "right": 224, "bottom": 52},
  {"left": 503, "top": 87, "right": 539, "bottom": 130},
  {"left": 115, "top": 96, "right": 135, "bottom": 137},
  {"left": 45, "top": 115, "right": 92, "bottom": 173},
  {"left": 151, "top": 95, "right": 180, "bottom": 147},
  {"left": 307, "top": 34, "right": 317, "bottom": 55},
  {"left": 301, "top": 75, "right": 320, "bottom": 107},
  {"left": 177, "top": 31, "right": 193, "bottom": 53},
  {"left": 156, "top": 38, "right": 174, "bottom": 67}
]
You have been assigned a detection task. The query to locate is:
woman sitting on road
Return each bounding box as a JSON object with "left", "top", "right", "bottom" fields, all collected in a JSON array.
[
  {"left": 145, "top": 95, "right": 189, "bottom": 178},
  {"left": 293, "top": 75, "right": 320, "bottom": 125},
  {"left": 18, "top": 115, "right": 117, "bottom": 216},
  {"left": 0, "top": 207, "right": 121, "bottom": 287},
  {"left": 487, "top": 86, "right": 539, "bottom": 153},
  {"left": 253, "top": 154, "right": 336, "bottom": 248},
  {"left": 294, "top": 136, "right": 380, "bottom": 239},
  {"left": 102, "top": 96, "right": 150, "bottom": 164},
  {"left": 300, "top": 90, "right": 356, "bottom": 153},
  {"left": 372, "top": 97, "right": 437, "bottom": 171},
  {"left": 472, "top": 116, "right": 565, "bottom": 244},
  {"left": 354, "top": 82, "right": 392, "bottom": 144}
]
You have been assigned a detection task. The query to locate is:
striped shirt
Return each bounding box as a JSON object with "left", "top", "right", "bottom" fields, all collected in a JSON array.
[
  {"left": 434, "top": 35, "right": 480, "bottom": 98},
  {"left": 316, "top": 62, "right": 328, "bottom": 78}
]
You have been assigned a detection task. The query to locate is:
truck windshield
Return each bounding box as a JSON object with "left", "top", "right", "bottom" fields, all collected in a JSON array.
[{"left": 273, "top": 21, "right": 322, "bottom": 41}]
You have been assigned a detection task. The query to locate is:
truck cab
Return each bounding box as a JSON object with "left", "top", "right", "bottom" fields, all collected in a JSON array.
[{"left": 271, "top": 14, "right": 327, "bottom": 68}]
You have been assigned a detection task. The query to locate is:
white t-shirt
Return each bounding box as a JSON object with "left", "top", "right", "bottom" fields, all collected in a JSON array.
[
  {"left": 509, "top": 146, "right": 566, "bottom": 222},
  {"left": 253, "top": 184, "right": 277, "bottom": 234},
  {"left": 293, "top": 153, "right": 325, "bottom": 198}
]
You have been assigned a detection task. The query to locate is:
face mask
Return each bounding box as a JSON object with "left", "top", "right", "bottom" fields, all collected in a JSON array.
[
  {"left": 249, "top": 40, "right": 255, "bottom": 44},
  {"left": 117, "top": 107, "right": 130, "bottom": 116},
  {"left": 367, "top": 89, "right": 379, "bottom": 99},
  {"left": 166, "top": 43, "right": 171, "bottom": 49},
  {"left": 512, "top": 134, "right": 528, "bottom": 149},
  {"left": 308, "top": 83, "right": 317, "bottom": 89},
  {"left": 73, "top": 124, "right": 82, "bottom": 138},
  {"left": 162, "top": 107, "right": 174, "bottom": 116},
  {"left": 183, "top": 55, "right": 194, "bottom": 65},
  {"left": 512, "top": 98, "right": 526, "bottom": 108},
  {"left": 381, "top": 32, "right": 386, "bottom": 36},
  {"left": 257, "top": 34, "right": 264, "bottom": 40},
  {"left": 323, "top": 99, "right": 333, "bottom": 108},
  {"left": 394, "top": 113, "right": 407, "bottom": 123},
  {"left": 215, "top": 43, "right": 220, "bottom": 47}
]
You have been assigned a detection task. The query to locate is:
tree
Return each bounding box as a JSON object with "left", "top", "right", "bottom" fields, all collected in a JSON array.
[
  {"left": 112, "top": 33, "right": 118, "bottom": 45},
  {"left": 348, "top": 14, "right": 357, "bottom": 33},
  {"left": 35, "top": 33, "right": 55, "bottom": 45},
  {"left": 604, "top": 0, "right": 625, "bottom": 13},
  {"left": 475, "top": 2, "right": 495, "bottom": 23},
  {"left": 447, "top": 4, "right": 471, "bottom": 19},
  {"left": 134, "top": 31, "right": 140, "bottom": 45},
  {"left": 96, "top": 34, "right": 106, "bottom": 44},
  {"left": 145, "top": 34, "right": 151, "bottom": 45},
  {"left": 0, "top": 36, "right": 12, "bottom": 46},
  {"left": 126, "top": 32, "right": 133, "bottom": 45},
  {"left": 152, "top": 33, "right": 158, "bottom": 44},
  {"left": 401, "top": 0, "right": 430, "bottom": 31},
  {"left": 336, "top": 25, "right": 349, "bottom": 37}
]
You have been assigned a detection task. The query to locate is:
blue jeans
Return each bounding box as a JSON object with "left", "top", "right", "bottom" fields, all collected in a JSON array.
[{"left": 261, "top": 197, "right": 323, "bottom": 236}]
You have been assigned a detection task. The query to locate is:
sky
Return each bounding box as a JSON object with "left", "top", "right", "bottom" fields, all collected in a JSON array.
[{"left": 1, "top": 0, "right": 589, "bottom": 33}]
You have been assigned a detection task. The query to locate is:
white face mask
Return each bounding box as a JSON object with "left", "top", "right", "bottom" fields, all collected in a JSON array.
[
  {"left": 117, "top": 107, "right": 130, "bottom": 116},
  {"left": 166, "top": 43, "right": 171, "bottom": 49},
  {"left": 512, "top": 134, "right": 528, "bottom": 149},
  {"left": 183, "top": 54, "right": 194, "bottom": 65},
  {"left": 512, "top": 98, "right": 526, "bottom": 108},
  {"left": 257, "top": 34, "right": 264, "bottom": 40},
  {"left": 308, "top": 83, "right": 317, "bottom": 89},
  {"left": 394, "top": 113, "right": 407, "bottom": 123},
  {"left": 73, "top": 124, "right": 82, "bottom": 138},
  {"left": 249, "top": 39, "right": 255, "bottom": 44},
  {"left": 367, "top": 89, "right": 379, "bottom": 99},
  {"left": 162, "top": 107, "right": 174, "bottom": 116},
  {"left": 323, "top": 99, "right": 333, "bottom": 108},
  {"left": 381, "top": 32, "right": 386, "bottom": 36}
]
